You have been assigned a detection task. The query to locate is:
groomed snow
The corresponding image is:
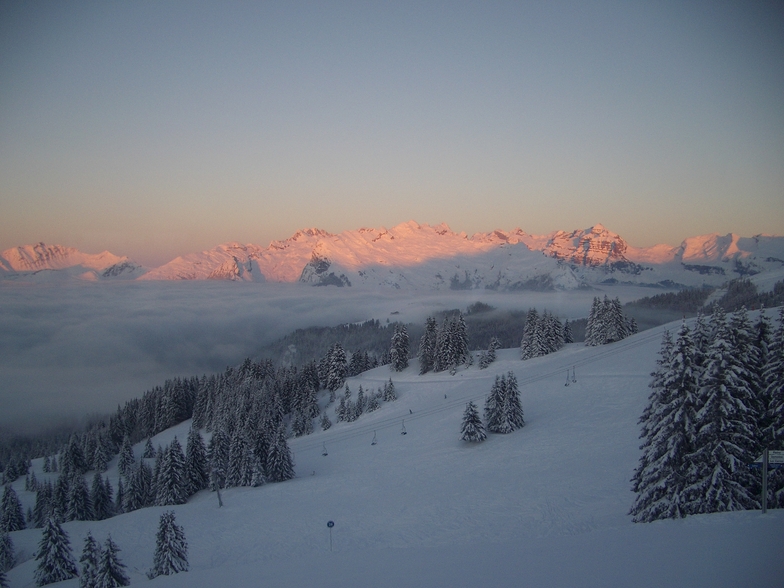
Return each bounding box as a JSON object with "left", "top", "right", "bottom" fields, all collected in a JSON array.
[{"left": 5, "top": 316, "right": 783, "bottom": 587}]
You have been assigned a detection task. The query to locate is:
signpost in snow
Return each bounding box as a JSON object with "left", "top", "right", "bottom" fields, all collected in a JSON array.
[
  {"left": 753, "top": 449, "right": 784, "bottom": 513},
  {"left": 327, "top": 520, "right": 335, "bottom": 551}
]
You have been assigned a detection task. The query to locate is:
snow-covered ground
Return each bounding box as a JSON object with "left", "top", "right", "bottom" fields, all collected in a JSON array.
[{"left": 5, "top": 317, "right": 783, "bottom": 587}]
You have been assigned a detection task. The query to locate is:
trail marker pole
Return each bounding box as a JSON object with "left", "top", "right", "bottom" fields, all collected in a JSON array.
[
  {"left": 762, "top": 448, "right": 768, "bottom": 514},
  {"left": 753, "top": 449, "right": 784, "bottom": 513},
  {"left": 327, "top": 520, "right": 334, "bottom": 551}
]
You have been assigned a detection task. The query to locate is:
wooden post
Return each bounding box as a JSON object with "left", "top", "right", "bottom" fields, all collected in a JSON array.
[{"left": 762, "top": 448, "right": 768, "bottom": 514}]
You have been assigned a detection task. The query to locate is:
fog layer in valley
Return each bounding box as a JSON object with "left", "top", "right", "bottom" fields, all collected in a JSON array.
[{"left": 0, "top": 281, "right": 660, "bottom": 434}]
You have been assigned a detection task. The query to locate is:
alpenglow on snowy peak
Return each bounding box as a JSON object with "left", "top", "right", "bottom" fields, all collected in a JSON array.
[
  {"left": 4, "top": 222, "right": 784, "bottom": 289},
  {"left": 0, "top": 242, "right": 146, "bottom": 281}
]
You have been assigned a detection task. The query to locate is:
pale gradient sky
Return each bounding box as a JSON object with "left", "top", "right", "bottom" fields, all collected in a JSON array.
[{"left": 1, "top": 1, "right": 782, "bottom": 268}]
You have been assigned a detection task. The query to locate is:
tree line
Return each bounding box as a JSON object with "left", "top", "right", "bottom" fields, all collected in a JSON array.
[{"left": 630, "top": 306, "right": 784, "bottom": 521}]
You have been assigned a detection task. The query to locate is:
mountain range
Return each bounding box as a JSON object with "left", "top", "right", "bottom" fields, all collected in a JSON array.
[{"left": 3, "top": 221, "right": 783, "bottom": 290}]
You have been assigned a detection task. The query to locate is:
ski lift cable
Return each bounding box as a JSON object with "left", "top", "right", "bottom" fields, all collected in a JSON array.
[{"left": 293, "top": 327, "right": 668, "bottom": 454}]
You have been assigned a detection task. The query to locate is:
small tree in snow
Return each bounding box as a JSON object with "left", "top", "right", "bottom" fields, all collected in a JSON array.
[
  {"left": 460, "top": 402, "right": 487, "bottom": 442},
  {"left": 95, "top": 536, "right": 129, "bottom": 587}
]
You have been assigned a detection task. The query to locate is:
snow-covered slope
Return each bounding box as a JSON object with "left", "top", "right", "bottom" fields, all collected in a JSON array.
[
  {"left": 5, "top": 319, "right": 783, "bottom": 587},
  {"left": 0, "top": 243, "right": 146, "bottom": 281}
]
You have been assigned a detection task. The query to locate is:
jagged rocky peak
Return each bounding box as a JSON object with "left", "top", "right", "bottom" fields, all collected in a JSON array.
[{"left": 544, "top": 224, "right": 629, "bottom": 266}]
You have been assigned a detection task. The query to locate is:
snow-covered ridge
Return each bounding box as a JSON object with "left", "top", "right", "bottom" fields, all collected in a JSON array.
[
  {"left": 6, "top": 223, "right": 784, "bottom": 289},
  {"left": 0, "top": 242, "right": 146, "bottom": 281}
]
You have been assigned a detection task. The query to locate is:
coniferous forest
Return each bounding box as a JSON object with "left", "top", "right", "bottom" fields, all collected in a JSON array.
[{"left": 630, "top": 306, "right": 784, "bottom": 521}]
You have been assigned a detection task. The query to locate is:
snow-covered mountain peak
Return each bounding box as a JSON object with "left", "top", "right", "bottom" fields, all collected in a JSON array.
[
  {"left": 543, "top": 224, "right": 629, "bottom": 267},
  {"left": 0, "top": 242, "right": 146, "bottom": 280}
]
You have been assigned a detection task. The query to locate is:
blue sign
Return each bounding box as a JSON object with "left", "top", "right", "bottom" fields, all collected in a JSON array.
[{"left": 327, "top": 521, "right": 334, "bottom": 528}]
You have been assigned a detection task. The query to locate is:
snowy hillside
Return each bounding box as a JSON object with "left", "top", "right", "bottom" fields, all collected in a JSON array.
[
  {"left": 4, "top": 320, "right": 782, "bottom": 587},
  {"left": 0, "top": 243, "right": 146, "bottom": 281}
]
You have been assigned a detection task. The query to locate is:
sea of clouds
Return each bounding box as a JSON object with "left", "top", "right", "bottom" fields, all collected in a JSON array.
[{"left": 0, "top": 280, "right": 653, "bottom": 434}]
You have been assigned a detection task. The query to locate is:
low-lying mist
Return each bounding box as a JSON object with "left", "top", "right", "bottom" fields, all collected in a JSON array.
[{"left": 0, "top": 281, "right": 655, "bottom": 435}]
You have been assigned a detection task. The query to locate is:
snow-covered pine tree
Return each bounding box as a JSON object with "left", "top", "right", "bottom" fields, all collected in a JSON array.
[
  {"left": 763, "top": 307, "right": 784, "bottom": 507},
  {"left": 34, "top": 516, "right": 78, "bottom": 586},
  {"left": 0, "top": 485, "right": 25, "bottom": 532},
  {"left": 61, "top": 435, "right": 87, "bottom": 477},
  {"left": 91, "top": 473, "right": 112, "bottom": 521},
  {"left": 124, "top": 460, "right": 153, "bottom": 512},
  {"left": 66, "top": 474, "right": 94, "bottom": 522},
  {"left": 148, "top": 511, "right": 188, "bottom": 578},
  {"left": 563, "top": 319, "right": 573, "bottom": 344},
  {"left": 0, "top": 531, "right": 14, "bottom": 573},
  {"left": 320, "top": 412, "right": 332, "bottom": 431},
  {"left": 687, "top": 306, "right": 760, "bottom": 514},
  {"left": 114, "top": 478, "right": 124, "bottom": 515},
  {"left": 326, "top": 343, "right": 348, "bottom": 393},
  {"left": 504, "top": 372, "right": 525, "bottom": 430},
  {"left": 142, "top": 438, "right": 156, "bottom": 459},
  {"left": 79, "top": 532, "right": 100, "bottom": 588},
  {"left": 117, "top": 436, "right": 134, "bottom": 479},
  {"left": 32, "top": 481, "right": 53, "bottom": 528},
  {"left": 454, "top": 313, "right": 470, "bottom": 368},
  {"left": 584, "top": 298, "right": 599, "bottom": 346},
  {"left": 184, "top": 426, "right": 208, "bottom": 496},
  {"left": 628, "top": 317, "right": 639, "bottom": 335},
  {"left": 390, "top": 324, "right": 410, "bottom": 371},
  {"left": 156, "top": 438, "right": 187, "bottom": 506},
  {"left": 418, "top": 317, "right": 438, "bottom": 374},
  {"left": 606, "top": 297, "right": 629, "bottom": 343},
  {"left": 383, "top": 379, "right": 396, "bottom": 402},
  {"left": 479, "top": 336, "right": 501, "bottom": 369},
  {"left": 266, "top": 424, "right": 295, "bottom": 483},
  {"left": 95, "top": 536, "right": 129, "bottom": 587},
  {"left": 485, "top": 373, "right": 524, "bottom": 434},
  {"left": 630, "top": 323, "right": 699, "bottom": 522},
  {"left": 207, "top": 428, "right": 229, "bottom": 492},
  {"left": 93, "top": 440, "right": 108, "bottom": 474},
  {"left": 520, "top": 308, "right": 538, "bottom": 359},
  {"left": 484, "top": 376, "right": 505, "bottom": 433},
  {"left": 460, "top": 401, "right": 487, "bottom": 442},
  {"left": 728, "top": 306, "right": 763, "bottom": 454},
  {"left": 225, "top": 431, "right": 250, "bottom": 488},
  {"left": 0, "top": 570, "right": 6, "bottom": 588}
]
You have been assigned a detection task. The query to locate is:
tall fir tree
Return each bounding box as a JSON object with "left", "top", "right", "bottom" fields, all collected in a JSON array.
[
  {"left": 34, "top": 516, "right": 78, "bottom": 586},
  {"left": 185, "top": 426, "right": 208, "bottom": 496},
  {"left": 66, "top": 474, "right": 94, "bottom": 522},
  {"left": 687, "top": 307, "right": 759, "bottom": 513},
  {"left": 418, "top": 317, "right": 438, "bottom": 374},
  {"left": 156, "top": 438, "right": 187, "bottom": 506},
  {"left": 148, "top": 511, "right": 188, "bottom": 578},
  {"left": 0, "top": 531, "right": 14, "bottom": 573},
  {"left": 390, "top": 324, "right": 410, "bottom": 371},
  {"left": 630, "top": 324, "right": 700, "bottom": 521},
  {"left": 0, "top": 485, "right": 25, "bottom": 532},
  {"left": 91, "top": 473, "right": 113, "bottom": 521},
  {"left": 266, "top": 424, "right": 295, "bottom": 483},
  {"left": 79, "top": 532, "right": 100, "bottom": 588}
]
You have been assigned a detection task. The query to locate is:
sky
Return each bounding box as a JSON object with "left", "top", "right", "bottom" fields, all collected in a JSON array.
[{"left": 0, "top": 1, "right": 782, "bottom": 268}]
